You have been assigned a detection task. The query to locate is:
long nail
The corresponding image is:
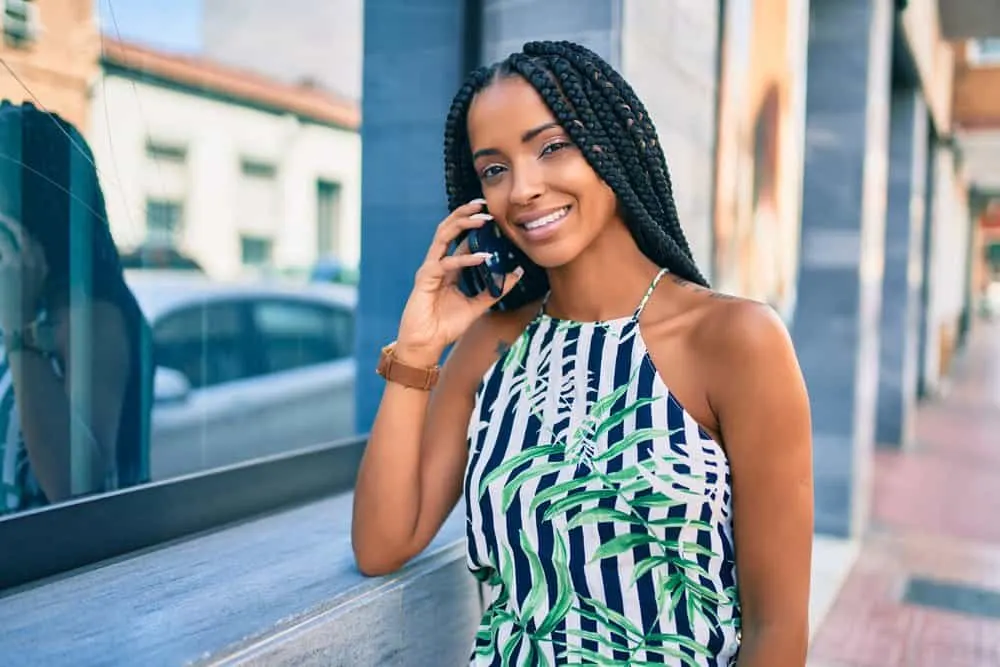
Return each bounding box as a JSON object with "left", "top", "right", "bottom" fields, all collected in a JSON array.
[
  {"left": 469, "top": 198, "right": 487, "bottom": 206},
  {"left": 513, "top": 266, "right": 525, "bottom": 278},
  {"left": 470, "top": 212, "right": 493, "bottom": 221}
]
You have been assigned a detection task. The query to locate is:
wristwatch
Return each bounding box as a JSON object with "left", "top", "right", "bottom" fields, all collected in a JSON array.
[
  {"left": 376, "top": 342, "right": 440, "bottom": 390},
  {"left": 4, "top": 318, "right": 56, "bottom": 355}
]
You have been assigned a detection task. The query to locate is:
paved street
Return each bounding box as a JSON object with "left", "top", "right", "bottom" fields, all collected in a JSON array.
[{"left": 810, "top": 320, "right": 1000, "bottom": 666}]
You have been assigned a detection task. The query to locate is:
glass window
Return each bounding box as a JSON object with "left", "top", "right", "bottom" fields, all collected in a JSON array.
[
  {"left": 240, "top": 235, "right": 273, "bottom": 267},
  {"left": 154, "top": 301, "right": 253, "bottom": 389},
  {"left": 969, "top": 39, "right": 1000, "bottom": 65},
  {"left": 2, "top": 0, "right": 38, "bottom": 49},
  {"left": 145, "top": 199, "right": 183, "bottom": 246},
  {"left": 253, "top": 299, "right": 353, "bottom": 373},
  {"left": 0, "top": 0, "right": 367, "bottom": 586},
  {"left": 316, "top": 180, "right": 343, "bottom": 258}
]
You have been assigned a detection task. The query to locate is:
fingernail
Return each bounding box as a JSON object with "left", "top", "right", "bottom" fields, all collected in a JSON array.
[
  {"left": 513, "top": 266, "right": 525, "bottom": 277},
  {"left": 469, "top": 198, "right": 487, "bottom": 205},
  {"left": 474, "top": 252, "right": 492, "bottom": 260},
  {"left": 470, "top": 212, "right": 493, "bottom": 220}
]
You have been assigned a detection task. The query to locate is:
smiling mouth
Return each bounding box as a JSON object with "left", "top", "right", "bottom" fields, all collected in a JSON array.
[{"left": 521, "top": 206, "right": 571, "bottom": 231}]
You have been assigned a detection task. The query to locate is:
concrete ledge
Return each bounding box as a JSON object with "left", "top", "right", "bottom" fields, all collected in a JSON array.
[
  {"left": 0, "top": 493, "right": 469, "bottom": 667},
  {"left": 206, "top": 542, "right": 481, "bottom": 666}
]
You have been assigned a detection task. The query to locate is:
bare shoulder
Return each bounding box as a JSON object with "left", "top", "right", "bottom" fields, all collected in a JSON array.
[
  {"left": 663, "top": 275, "right": 794, "bottom": 363},
  {"left": 678, "top": 284, "right": 807, "bottom": 426},
  {"left": 441, "top": 301, "right": 540, "bottom": 394},
  {"left": 701, "top": 296, "right": 793, "bottom": 362}
]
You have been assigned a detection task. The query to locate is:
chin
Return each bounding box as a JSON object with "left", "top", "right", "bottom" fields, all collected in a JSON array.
[{"left": 518, "top": 241, "right": 582, "bottom": 270}]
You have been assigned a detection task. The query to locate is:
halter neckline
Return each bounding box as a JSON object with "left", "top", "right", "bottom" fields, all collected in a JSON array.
[{"left": 537, "top": 268, "right": 669, "bottom": 326}]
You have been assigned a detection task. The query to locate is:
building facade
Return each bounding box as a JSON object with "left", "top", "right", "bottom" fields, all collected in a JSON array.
[
  {"left": 953, "top": 37, "right": 1000, "bottom": 314},
  {"left": 89, "top": 39, "right": 362, "bottom": 280},
  {"left": 0, "top": 0, "right": 98, "bottom": 130}
]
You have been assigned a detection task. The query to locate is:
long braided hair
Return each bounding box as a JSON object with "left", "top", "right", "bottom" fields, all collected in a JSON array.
[{"left": 443, "top": 40, "right": 709, "bottom": 291}]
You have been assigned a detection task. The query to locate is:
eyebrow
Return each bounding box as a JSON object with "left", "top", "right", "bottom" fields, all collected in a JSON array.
[{"left": 471, "top": 121, "right": 561, "bottom": 160}]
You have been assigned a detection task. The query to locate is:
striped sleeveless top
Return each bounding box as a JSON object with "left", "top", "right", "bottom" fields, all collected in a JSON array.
[{"left": 464, "top": 269, "right": 741, "bottom": 666}]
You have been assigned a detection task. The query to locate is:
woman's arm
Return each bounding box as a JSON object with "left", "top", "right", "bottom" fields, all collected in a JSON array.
[
  {"left": 7, "top": 300, "right": 131, "bottom": 502},
  {"left": 351, "top": 313, "right": 513, "bottom": 575},
  {"left": 711, "top": 302, "right": 814, "bottom": 667}
]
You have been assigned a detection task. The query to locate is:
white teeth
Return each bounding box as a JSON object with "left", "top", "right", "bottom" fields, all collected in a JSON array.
[{"left": 523, "top": 206, "right": 569, "bottom": 231}]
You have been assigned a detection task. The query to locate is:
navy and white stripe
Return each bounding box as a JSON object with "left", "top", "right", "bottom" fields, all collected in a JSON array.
[{"left": 465, "top": 269, "right": 741, "bottom": 666}]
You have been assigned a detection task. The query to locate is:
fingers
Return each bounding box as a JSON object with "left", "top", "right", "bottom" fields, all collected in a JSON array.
[
  {"left": 473, "top": 266, "right": 526, "bottom": 308},
  {"left": 424, "top": 198, "right": 492, "bottom": 263},
  {"left": 438, "top": 251, "right": 492, "bottom": 273}
]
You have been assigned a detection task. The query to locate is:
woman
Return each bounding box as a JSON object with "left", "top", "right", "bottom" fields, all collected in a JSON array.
[
  {"left": 0, "top": 101, "right": 151, "bottom": 515},
  {"left": 352, "top": 41, "right": 813, "bottom": 666}
]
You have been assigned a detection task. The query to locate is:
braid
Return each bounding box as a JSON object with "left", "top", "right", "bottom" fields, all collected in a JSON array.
[{"left": 442, "top": 41, "right": 708, "bottom": 288}]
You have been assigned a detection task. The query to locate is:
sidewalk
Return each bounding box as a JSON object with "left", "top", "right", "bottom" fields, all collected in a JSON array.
[{"left": 809, "top": 320, "right": 1000, "bottom": 667}]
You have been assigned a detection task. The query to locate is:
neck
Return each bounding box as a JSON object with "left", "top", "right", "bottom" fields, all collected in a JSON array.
[{"left": 544, "top": 220, "right": 661, "bottom": 322}]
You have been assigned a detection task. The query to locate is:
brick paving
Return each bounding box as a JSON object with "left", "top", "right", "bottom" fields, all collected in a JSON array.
[{"left": 809, "top": 321, "right": 1000, "bottom": 667}]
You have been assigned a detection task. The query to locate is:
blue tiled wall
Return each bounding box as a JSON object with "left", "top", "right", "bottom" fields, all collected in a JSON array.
[
  {"left": 791, "top": 0, "right": 894, "bottom": 537},
  {"left": 876, "top": 88, "right": 928, "bottom": 449}
]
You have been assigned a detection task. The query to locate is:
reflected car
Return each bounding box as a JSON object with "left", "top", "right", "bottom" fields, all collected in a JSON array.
[{"left": 125, "top": 271, "right": 357, "bottom": 480}]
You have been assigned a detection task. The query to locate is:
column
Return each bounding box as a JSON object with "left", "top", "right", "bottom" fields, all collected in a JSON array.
[
  {"left": 875, "top": 88, "right": 928, "bottom": 449},
  {"left": 790, "top": 0, "right": 894, "bottom": 537},
  {"left": 355, "top": 0, "right": 471, "bottom": 431}
]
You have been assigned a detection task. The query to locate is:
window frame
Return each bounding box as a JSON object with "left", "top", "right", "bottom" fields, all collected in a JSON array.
[
  {"left": 0, "top": 435, "right": 367, "bottom": 592},
  {"left": 967, "top": 39, "right": 1000, "bottom": 67}
]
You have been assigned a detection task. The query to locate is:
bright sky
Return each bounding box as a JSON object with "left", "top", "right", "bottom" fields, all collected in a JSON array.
[{"left": 95, "top": 0, "right": 202, "bottom": 54}]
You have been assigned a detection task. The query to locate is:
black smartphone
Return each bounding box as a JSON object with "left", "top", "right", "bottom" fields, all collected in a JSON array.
[{"left": 455, "top": 217, "right": 548, "bottom": 312}]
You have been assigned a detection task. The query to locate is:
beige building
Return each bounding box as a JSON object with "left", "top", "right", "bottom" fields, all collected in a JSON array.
[
  {"left": 0, "top": 0, "right": 99, "bottom": 130},
  {"left": 90, "top": 39, "right": 362, "bottom": 279}
]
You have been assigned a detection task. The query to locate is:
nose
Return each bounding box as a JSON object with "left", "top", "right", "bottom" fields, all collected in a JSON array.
[{"left": 507, "top": 159, "right": 545, "bottom": 207}]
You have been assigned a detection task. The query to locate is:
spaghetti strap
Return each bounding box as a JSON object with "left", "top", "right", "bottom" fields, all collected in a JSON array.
[{"left": 632, "top": 268, "right": 669, "bottom": 320}]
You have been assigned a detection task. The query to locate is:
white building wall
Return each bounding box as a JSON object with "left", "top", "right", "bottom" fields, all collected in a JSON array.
[
  {"left": 621, "top": 0, "right": 721, "bottom": 281},
  {"left": 88, "top": 74, "right": 361, "bottom": 280},
  {"left": 923, "top": 146, "right": 972, "bottom": 393}
]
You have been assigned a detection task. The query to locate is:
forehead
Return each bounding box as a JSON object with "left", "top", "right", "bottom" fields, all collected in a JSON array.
[{"left": 467, "top": 76, "right": 557, "bottom": 147}]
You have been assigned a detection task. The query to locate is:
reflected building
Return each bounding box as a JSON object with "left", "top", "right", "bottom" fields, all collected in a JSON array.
[
  {"left": 90, "top": 38, "right": 362, "bottom": 280},
  {"left": 0, "top": 0, "right": 99, "bottom": 129},
  {"left": 0, "top": 101, "right": 153, "bottom": 516}
]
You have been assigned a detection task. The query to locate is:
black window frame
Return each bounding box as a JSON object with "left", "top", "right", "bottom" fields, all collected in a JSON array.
[{"left": 0, "top": 436, "right": 367, "bottom": 593}]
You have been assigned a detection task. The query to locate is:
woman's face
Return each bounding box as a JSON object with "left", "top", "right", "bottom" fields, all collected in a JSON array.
[{"left": 466, "top": 76, "right": 621, "bottom": 269}]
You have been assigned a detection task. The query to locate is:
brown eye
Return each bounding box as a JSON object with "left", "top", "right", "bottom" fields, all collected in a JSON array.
[
  {"left": 480, "top": 164, "right": 506, "bottom": 180},
  {"left": 540, "top": 141, "right": 571, "bottom": 157}
]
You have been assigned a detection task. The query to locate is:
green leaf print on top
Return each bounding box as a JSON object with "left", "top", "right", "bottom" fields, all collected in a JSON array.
[{"left": 465, "top": 270, "right": 740, "bottom": 666}]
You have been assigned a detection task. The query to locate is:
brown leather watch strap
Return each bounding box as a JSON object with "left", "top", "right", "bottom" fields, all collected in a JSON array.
[{"left": 375, "top": 342, "right": 440, "bottom": 390}]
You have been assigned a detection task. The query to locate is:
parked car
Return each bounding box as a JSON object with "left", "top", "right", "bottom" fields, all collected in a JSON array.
[
  {"left": 120, "top": 244, "right": 205, "bottom": 273},
  {"left": 125, "top": 271, "right": 357, "bottom": 480}
]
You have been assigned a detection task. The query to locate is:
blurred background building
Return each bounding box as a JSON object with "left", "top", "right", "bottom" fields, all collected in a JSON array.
[{"left": 91, "top": 38, "right": 361, "bottom": 280}]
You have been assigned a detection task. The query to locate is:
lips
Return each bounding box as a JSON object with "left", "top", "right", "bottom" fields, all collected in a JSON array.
[{"left": 514, "top": 206, "right": 571, "bottom": 242}]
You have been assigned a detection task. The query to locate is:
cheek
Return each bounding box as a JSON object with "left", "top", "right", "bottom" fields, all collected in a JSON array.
[
  {"left": 579, "top": 177, "right": 617, "bottom": 218},
  {"left": 483, "top": 193, "right": 510, "bottom": 226}
]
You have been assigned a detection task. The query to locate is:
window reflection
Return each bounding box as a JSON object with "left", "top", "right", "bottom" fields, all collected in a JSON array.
[
  {"left": 0, "top": 0, "right": 362, "bottom": 516},
  {"left": 0, "top": 101, "right": 153, "bottom": 515}
]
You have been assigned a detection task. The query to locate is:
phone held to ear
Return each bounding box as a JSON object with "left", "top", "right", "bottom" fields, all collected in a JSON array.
[{"left": 455, "top": 216, "right": 548, "bottom": 312}]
